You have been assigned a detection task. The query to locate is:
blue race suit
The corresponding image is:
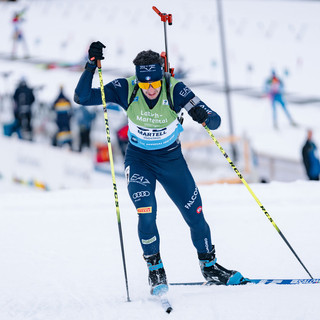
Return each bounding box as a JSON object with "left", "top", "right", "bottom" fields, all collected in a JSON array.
[
  {"left": 74, "top": 63, "right": 221, "bottom": 255},
  {"left": 264, "top": 75, "right": 294, "bottom": 127}
]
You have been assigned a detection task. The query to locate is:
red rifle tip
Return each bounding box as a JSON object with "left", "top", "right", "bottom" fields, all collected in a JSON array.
[{"left": 152, "top": 6, "right": 161, "bottom": 15}]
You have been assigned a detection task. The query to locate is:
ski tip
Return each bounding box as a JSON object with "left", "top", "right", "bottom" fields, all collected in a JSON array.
[
  {"left": 159, "top": 295, "right": 173, "bottom": 313},
  {"left": 166, "top": 306, "right": 173, "bottom": 314}
]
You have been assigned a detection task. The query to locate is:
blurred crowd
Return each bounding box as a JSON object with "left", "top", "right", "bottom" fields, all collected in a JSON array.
[
  {"left": 0, "top": 8, "right": 130, "bottom": 160},
  {"left": 0, "top": 76, "right": 129, "bottom": 158}
]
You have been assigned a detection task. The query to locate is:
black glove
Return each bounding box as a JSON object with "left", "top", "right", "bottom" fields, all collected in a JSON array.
[
  {"left": 189, "top": 106, "right": 208, "bottom": 124},
  {"left": 88, "top": 41, "right": 106, "bottom": 63}
]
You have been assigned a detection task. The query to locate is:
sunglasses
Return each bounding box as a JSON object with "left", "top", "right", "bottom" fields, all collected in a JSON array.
[{"left": 138, "top": 80, "right": 162, "bottom": 90}]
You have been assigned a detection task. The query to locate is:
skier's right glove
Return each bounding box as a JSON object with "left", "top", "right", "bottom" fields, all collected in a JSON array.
[
  {"left": 188, "top": 105, "right": 208, "bottom": 124},
  {"left": 88, "top": 41, "right": 106, "bottom": 64}
]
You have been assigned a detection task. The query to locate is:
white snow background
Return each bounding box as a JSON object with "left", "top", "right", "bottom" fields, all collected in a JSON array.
[{"left": 0, "top": 0, "right": 320, "bottom": 319}]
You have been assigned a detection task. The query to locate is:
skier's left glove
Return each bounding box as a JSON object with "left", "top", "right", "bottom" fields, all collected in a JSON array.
[{"left": 188, "top": 106, "right": 208, "bottom": 124}]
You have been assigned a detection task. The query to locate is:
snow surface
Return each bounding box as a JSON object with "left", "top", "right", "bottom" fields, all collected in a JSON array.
[
  {"left": 1, "top": 181, "right": 320, "bottom": 319},
  {"left": 1, "top": 0, "right": 320, "bottom": 319}
]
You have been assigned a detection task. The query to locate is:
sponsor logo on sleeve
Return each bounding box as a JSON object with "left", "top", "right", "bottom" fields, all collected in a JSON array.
[
  {"left": 179, "top": 86, "right": 191, "bottom": 98},
  {"left": 112, "top": 80, "right": 121, "bottom": 88}
]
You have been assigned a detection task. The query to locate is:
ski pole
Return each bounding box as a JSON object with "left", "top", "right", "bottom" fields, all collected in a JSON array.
[
  {"left": 97, "top": 60, "right": 131, "bottom": 302},
  {"left": 202, "top": 123, "right": 313, "bottom": 279}
]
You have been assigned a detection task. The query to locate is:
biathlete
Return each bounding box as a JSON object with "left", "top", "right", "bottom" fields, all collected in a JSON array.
[{"left": 74, "top": 41, "right": 246, "bottom": 295}]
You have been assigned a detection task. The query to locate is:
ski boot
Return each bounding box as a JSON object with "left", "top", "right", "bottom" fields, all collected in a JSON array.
[
  {"left": 144, "top": 252, "right": 168, "bottom": 295},
  {"left": 198, "top": 246, "right": 246, "bottom": 285}
]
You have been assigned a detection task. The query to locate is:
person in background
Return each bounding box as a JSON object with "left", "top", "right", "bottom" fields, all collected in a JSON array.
[
  {"left": 75, "top": 105, "right": 96, "bottom": 152},
  {"left": 302, "top": 129, "right": 320, "bottom": 181},
  {"left": 12, "top": 77, "right": 35, "bottom": 140},
  {"left": 74, "top": 41, "right": 247, "bottom": 296},
  {"left": 52, "top": 85, "right": 73, "bottom": 149},
  {"left": 11, "top": 9, "right": 29, "bottom": 59},
  {"left": 264, "top": 70, "right": 296, "bottom": 129},
  {"left": 116, "top": 123, "right": 129, "bottom": 157}
]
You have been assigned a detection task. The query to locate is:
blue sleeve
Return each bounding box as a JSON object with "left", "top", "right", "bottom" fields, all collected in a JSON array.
[
  {"left": 173, "top": 81, "right": 221, "bottom": 130},
  {"left": 74, "top": 64, "right": 129, "bottom": 110},
  {"left": 172, "top": 81, "right": 195, "bottom": 112}
]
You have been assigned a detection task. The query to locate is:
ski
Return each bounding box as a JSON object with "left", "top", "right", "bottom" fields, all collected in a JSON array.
[
  {"left": 170, "top": 278, "right": 320, "bottom": 286},
  {"left": 158, "top": 294, "right": 173, "bottom": 313}
]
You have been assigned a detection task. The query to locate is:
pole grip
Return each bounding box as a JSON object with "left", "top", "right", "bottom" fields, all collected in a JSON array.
[{"left": 97, "top": 60, "right": 101, "bottom": 68}]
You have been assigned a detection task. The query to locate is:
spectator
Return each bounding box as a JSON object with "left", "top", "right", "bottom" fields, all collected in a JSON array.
[
  {"left": 116, "top": 123, "right": 129, "bottom": 157},
  {"left": 52, "top": 85, "right": 73, "bottom": 149},
  {"left": 264, "top": 70, "right": 296, "bottom": 129},
  {"left": 12, "top": 77, "right": 35, "bottom": 140},
  {"left": 11, "top": 9, "right": 29, "bottom": 59},
  {"left": 75, "top": 105, "right": 96, "bottom": 152},
  {"left": 302, "top": 130, "right": 320, "bottom": 181}
]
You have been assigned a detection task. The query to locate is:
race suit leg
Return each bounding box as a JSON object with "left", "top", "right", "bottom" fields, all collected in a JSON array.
[
  {"left": 125, "top": 148, "right": 159, "bottom": 256},
  {"left": 156, "top": 145, "right": 212, "bottom": 254}
]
